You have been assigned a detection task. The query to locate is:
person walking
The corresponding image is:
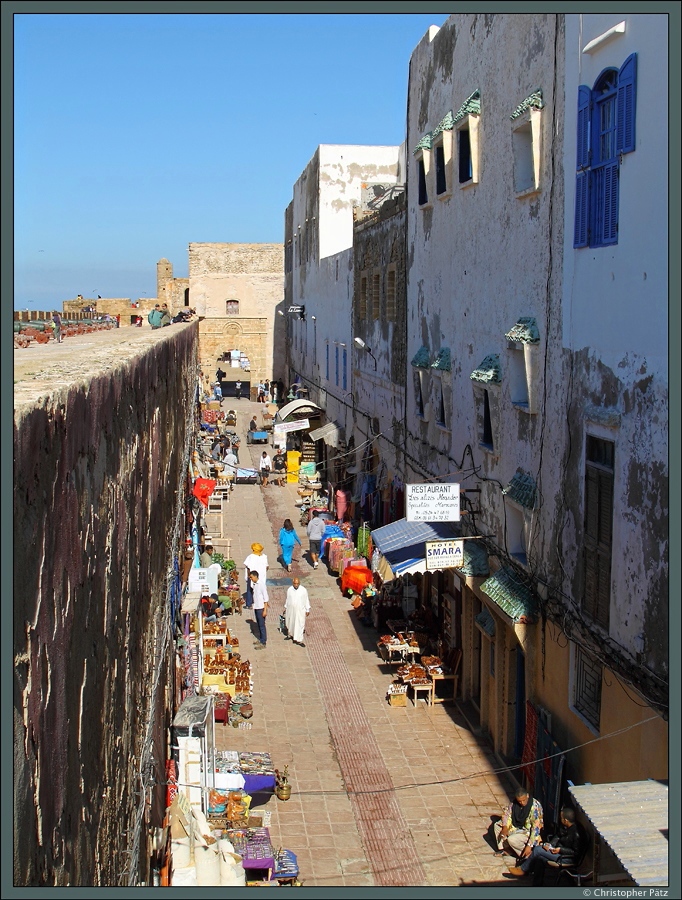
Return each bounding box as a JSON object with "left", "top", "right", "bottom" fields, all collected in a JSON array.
[
  {"left": 283, "top": 577, "right": 310, "bottom": 646},
  {"left": 235, "top": 378, "right": 242, "bottom": 400},
  {"left": 243, "top": 543, "right": 268, "bottom": 611},
  {"left": 249, "top": 571, "right": 269, "bottom": 649},
  {"left": 259, "top": 450, "right": 272, "bottom": 486},
  {"left": 51, "top": 312, "right": 63, "bottom": 343},
  {"left": 278, "top": 519, "right": 302, "bottom": 572},
  {"left": 306, "top": 510, "right": 327, "bottom": 569},
  {"left": 272, "top": 449, "right": 287, "bottom": 486}
]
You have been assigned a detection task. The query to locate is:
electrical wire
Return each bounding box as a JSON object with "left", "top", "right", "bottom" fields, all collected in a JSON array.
[{"left": 158, "top": 715, "right": 660, "bottom": 800}]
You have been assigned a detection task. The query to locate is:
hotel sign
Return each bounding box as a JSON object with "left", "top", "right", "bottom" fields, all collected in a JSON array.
[
  {"left": 406, "top": 482, "right": 460, "bottom": 522},
  {"left": 426, "top": 540, "right": 464, "bottom": 570}
]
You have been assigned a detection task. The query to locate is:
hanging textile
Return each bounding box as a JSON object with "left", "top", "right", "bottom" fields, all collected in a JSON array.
[
  {"left": 192, "top": 478, "right": 216, "bottom": 507},
  {"left": 356, "top": 524, "right": 372, "bottom": 559},
  {"left": 521, "top": 700, "right": 539, "bottom": 789},
  {"left": 327, "top": 537, "right": 354, "bottom": 574},
  {"left": 534, "top": 726, "right": 566, "bottom": 830},
  {"left": 320, "top": 524, "right": 345, "bottom": 560},
  {"left": 335, "top": 488, "right": 350, "bottom": 521}
]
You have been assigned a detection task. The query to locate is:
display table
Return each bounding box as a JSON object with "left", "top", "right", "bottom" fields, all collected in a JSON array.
[
  {"left": 341, "top": 564, "right": 374, "bottom": 594},
  {"left": 215, "top": 751, "right": 276, "bottom": 795},
  {"left": 271, "top": 849, "right": 299, "bottom": 885},
  {"left": 226, "top": 827, "right": 275, "bottom": 881},
  {"left": 410, "top": 682, "right": 433, "bottom": 707}
]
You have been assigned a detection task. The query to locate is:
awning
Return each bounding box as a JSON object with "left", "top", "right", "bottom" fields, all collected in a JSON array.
[
  {"left": 275, "top": 398, "right": 323, "bottom": 423},
  {"left": 568, "top": 780, "right": 668, "bottom": 886},
  {"left": 479, "top": 566, "right": 537, "bottom": 622},
  {"left": 474, "top": 607, "right": 496, "bottom": 637},
  {"left": 309, "top": 421, "right": 345, "bottom": 448},
  {"left": 371, "top": 518, "right": 460, "bottom": 581}
]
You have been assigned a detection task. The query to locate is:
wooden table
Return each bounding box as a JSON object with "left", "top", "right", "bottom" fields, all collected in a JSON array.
[{"left": 410, "top": 682, "right": 433, "bottom": 707}]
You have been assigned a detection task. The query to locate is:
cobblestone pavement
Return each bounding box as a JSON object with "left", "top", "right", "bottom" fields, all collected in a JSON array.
[{"left": 205, "top": 396, "right": 519, "bottom": 889}]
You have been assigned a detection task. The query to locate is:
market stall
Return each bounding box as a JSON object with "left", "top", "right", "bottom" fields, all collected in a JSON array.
[{"left": 215, "top": 751, "right": 277, "bottom": 795}]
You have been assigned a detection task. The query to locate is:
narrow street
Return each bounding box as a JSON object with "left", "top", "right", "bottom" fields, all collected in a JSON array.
[{"left": 204, "top": 395, "right": 515, "bottom": 888}]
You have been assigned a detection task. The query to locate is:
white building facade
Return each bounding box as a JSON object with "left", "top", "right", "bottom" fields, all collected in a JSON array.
[
  {"left": 284, "top": 145, "right": 402, "bottom": 484},
  {"left": 404, "top": 12, "right": 667, "bottom": 784}
]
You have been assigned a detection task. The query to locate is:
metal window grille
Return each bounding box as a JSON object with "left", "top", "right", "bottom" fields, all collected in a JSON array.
[{"left": 574, "top": 648, "right": 602, "bottom": 730}]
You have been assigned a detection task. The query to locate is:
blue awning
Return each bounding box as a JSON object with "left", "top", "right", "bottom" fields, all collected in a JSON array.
[{"left": 371, "top": 518, "right": 460, "bottom": 576}]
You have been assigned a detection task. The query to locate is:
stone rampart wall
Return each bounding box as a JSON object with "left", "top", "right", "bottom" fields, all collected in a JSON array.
[{"left": 13, "top": 325, "right": 199, "bottom": 885}]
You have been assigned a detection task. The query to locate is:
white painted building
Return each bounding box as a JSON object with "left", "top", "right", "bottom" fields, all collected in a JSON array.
[
  {"left": 554, "top": 12, "right": 668, "bottom": 780},
  {"left": 284, "top": 145, "right": 402, "bottom": 481},
  {"left": 404, "top": 12, "right": 667, "bottom": 784}
]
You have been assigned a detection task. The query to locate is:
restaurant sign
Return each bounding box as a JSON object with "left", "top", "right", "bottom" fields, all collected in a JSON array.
[
  {"left": 406, "top": 482, "right": 460, "bottom": 522},
  {"left": 426, "top": 540, "right": 464, "bottom": 570},
  {"left": 273, "top": 418, "right": 310, "bottom": 434}
]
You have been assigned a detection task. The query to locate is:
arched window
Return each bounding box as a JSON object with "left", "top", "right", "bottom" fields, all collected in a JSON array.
[{"left": 574, "top": 54, "right": 637, "bottom": 248}]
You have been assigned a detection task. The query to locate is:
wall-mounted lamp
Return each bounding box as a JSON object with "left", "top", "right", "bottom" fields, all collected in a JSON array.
[
  {"left": 277, "top": 310, "right": 285, "bottom": 317},
  {"left": 311, "top": 315, "right": 317, "bottom": 322},
  {"left": 354, "top": 336, "right": 377, "bottom": 370}
]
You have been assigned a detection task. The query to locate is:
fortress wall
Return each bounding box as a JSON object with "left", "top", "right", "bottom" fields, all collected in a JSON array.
[{"left": 13, "top": 325, "right": 198, "bottom": 886}]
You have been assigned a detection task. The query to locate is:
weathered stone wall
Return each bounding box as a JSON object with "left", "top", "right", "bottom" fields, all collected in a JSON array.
[
  {"left": 188, "top": 242, "right": 283, "bottom": 277},
  {"left": 188, "top": 242, "right": 284, "bottom": 389},
  {"left": 161, "top": 277, "right": 190, "bottom": 311},
  {"left": 13, "top": 325, "right": 198, "bottom": 886},
  {"left": 62, "top": 298, "right": 156, "bottom": 324}
]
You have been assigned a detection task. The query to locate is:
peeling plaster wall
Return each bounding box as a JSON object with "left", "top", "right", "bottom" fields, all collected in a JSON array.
[
  {"left": 351, "top": 199, "right": 407, "bottom": 481},
  {"left": 406, "top": 12, "right": 565, "bottom": 518},
  {"left": 559, "top": 13, "right": 668, "bottom": 671},
  {"left": 13, "top": 326, "right": 198, "bottom": 886}
]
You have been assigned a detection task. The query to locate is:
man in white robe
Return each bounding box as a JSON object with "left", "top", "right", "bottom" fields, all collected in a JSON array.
[{"left": 284, "top": 577, "right": 310, "bottom": 646}]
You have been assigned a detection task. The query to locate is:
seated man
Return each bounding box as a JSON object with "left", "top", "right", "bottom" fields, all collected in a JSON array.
[
  {"left": 249, "top": 416, "right": 258, "bottom": 432},
  {"left": 493, "top": 787, "right": 543, "bottom": 860},
  {"left": 507, "top": 806, "right": 581, "bottom": 884}
]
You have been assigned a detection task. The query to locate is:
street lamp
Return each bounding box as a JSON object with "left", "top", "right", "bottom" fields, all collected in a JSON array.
[{"left": 354, "top": 336, "right": 377, "bottom": 370}]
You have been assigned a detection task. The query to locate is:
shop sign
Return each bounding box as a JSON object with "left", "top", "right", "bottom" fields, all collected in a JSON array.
[
  {"left": 426, "top": 539, "right": 464, "bottom": 570},
  {"left": 406, "top": 482, "right": 460, "bottom": 522},
  {"left": 273, "top": 418, "right": 310, "bottom": 434}
]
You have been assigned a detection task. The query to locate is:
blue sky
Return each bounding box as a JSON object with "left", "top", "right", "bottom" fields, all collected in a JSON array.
[{"left": 13, "top": 12, "right": 450, "bottom": 309}]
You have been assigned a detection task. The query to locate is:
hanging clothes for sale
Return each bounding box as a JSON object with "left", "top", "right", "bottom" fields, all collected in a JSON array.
[
  {"left": 356, "top": 523, "right": 372, "bottom": 560},
  {"left": 335, "top": 488, "right": 350, "bottom": 521}
]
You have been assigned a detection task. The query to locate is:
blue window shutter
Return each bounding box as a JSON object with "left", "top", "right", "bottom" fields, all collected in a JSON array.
[
  {"left": 574, "top": 171, "right": 590, "bottom": 248},
  {"left": 574, "top": 86, "right": 591, "bottom": 248},
  {"left": 576, "top": 85, "right": 591, "bottom": 169},
  {"left": 617, "top": 53, "right": 637, "bottom": 154},
  {"left": 597, "top": 160, "right": 619, "bottom": 245}
]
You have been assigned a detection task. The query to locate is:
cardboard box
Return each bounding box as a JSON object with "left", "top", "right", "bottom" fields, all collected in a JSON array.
[{"left": 388, "top": 692, "right": 407, "bottom": 707}]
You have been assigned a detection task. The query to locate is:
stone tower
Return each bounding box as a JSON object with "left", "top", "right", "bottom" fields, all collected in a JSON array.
[{"left": 157, "top": 258, "right": 173, "bottom": 301}]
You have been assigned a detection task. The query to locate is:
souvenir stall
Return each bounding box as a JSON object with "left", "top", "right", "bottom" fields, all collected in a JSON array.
[
  {"left": 179, "top": 592, "right": 255, "bottom": 729},
  {"left": 164, "top": 773, "right": 301, "bottom": 886}
]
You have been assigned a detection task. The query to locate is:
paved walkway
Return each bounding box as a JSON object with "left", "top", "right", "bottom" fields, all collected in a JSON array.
[{"left": 204, "top": 396, "right": 517, "bottom": 887}]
